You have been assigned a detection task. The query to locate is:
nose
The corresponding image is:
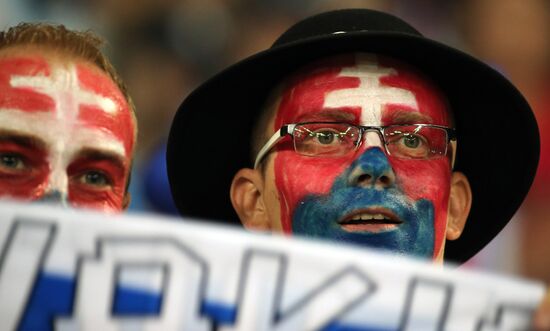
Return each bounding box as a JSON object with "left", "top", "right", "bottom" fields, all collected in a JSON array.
[
  {"left": 36, "top": 190, "right": 69, "bottom": 207},
  {"left": 37, "top": 162, "right": 69, "bottom": 207},
  {"left": 347, "top": 148, "right": 395, "bottom": 189}
]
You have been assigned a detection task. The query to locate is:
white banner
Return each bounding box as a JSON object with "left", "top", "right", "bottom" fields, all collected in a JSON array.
[{"left": 0, "top": 201, "right": 544, "bottom": 331}]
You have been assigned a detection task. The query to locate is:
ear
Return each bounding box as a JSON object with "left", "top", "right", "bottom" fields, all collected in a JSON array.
[
  {"left": 122, "top": 192, "right": 131, "bottom": 210},
  {"left": 446, "top": 171, "right": 472, "bottom": 240},
  {"left": 230, "top": 168, "right": 271, "bottom": 230}
]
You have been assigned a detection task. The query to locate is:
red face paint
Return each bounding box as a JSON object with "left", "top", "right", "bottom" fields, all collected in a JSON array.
[
  {"left": 270, "top": 54, "right": 452, "bottom": 258},
  {"left": 379, "top": 57, "right": 451, "bottom": 256},
  {"left": 0, "top": 54, "right": 134, "bottom": 212},
  {"left": 77, "top": 63, "right": 135, "bottom": 156},
  {"left": 0, "top": 57, "right": 55, "bottom": 112}
]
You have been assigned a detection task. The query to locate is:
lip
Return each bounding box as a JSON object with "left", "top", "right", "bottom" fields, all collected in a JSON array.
[{"left": 338, "top": 208, "right": 403, "bottom": 233}]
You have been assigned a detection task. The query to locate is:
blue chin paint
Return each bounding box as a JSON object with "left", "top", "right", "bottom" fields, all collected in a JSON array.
[{"left": 291, "top": 148, "right": 435, "bottom": 258}]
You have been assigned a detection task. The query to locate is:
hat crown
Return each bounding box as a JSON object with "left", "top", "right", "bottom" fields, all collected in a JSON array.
[{"left": 273, "top": 9, "right": 422, "bottom": 48}]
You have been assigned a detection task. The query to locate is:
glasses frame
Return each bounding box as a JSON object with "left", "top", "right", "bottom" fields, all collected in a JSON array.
[{"left": 254, "top": 122, "right": 457, "bottom": 169}]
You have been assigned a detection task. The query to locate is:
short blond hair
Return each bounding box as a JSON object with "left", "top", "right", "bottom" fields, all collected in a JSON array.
[{"left": 0, "top": 22, "right": 135, "bottom": 115}]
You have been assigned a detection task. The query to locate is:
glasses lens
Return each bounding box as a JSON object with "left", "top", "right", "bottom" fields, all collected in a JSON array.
[
  {"left": 384, "top": 125, "right": 448, "bottom": 159},
  {"left": 293, "top": 123, "right": 360, "bottom": 157}
]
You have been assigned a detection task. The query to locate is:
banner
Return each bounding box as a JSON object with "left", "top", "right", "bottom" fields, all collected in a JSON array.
[{"left": 0, "top": 201, "right": 544, "bottom": 331}]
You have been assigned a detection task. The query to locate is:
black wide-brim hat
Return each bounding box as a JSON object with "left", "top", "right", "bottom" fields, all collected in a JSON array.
[{"left": 167, "top": 9, "right": 539, "bottom": 264}]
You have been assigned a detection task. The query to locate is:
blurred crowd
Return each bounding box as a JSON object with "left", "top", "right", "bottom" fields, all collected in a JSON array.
[{"left": 1, "top": 0, "right": 549, "bottom": 281}]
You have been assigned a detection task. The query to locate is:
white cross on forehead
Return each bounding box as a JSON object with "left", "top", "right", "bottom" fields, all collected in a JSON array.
[
  {"left": 324, "top": 54, "right": 418, "bottom": 125},
  {"left": 10, "top": 63, "right": 117, "bottom": 117}
]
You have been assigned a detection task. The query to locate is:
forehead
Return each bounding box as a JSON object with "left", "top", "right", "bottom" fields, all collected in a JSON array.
[
  {"left": 271, "top": 53, "right": 451, "bottom": 127},
  {"left": 0, "top": 51, "right": 135, "bottom": 155}
]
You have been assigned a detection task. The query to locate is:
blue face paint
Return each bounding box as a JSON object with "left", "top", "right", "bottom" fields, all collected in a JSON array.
[{"left": 291, "top": 148, "right": 434, "bottom": 258}]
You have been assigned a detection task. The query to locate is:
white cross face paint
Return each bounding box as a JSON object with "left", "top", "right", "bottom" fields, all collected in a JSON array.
[
  {"left": 324, "top": 54, "right": 419, "bottom": 148},
  {"left": 10, "top": 65, "right": 118, "bottom": 115},
  {"left": 0, "top": 54, "right": 135, "bottom": 211}
]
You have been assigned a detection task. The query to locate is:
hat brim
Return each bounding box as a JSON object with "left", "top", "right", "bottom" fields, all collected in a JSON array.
[{"left": 167, "top": 31, "right": 539, "bottom": 264}]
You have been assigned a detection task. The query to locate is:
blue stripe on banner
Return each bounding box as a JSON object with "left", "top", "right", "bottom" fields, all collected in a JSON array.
[
  {"left": 19, "top": 273, "right": 167, "bottom": 329},
  {"left": 18, "top": 272, "right": 240, "bottom": 329},
  {"left": 112, "top": 286, "right": 163, "bottom": 315},
  {"left": 18, "top": 272, "right": 393, "bottom": 330},
  {"left": 201, "top": 301, "right": 237, "bottom": 324},
  {"left": 18, "top": 273, "right": 75, "bottom": 331},
  {"left": 322, "top": 322, "right": 395, "bottom": 331}
]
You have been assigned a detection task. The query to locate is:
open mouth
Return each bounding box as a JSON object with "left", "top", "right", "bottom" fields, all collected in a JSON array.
[{"left": 338, "top": 208, "right": 403, "bottom": 233}]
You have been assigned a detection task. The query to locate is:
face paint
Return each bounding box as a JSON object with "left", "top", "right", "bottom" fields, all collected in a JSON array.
[
  {"left": 0, "top": 54, "right": 135, "bottom": 211},
  {"left": 270, "top": 54, "right": 451, "bottom": 258}
]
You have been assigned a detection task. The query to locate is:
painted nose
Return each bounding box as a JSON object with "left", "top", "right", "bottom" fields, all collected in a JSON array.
[
  {"left": 348, "top": 148, "right": 395, "bottom": 189},
  {"left": 36, "top": 190, "right": 69, "bottom": 207}
]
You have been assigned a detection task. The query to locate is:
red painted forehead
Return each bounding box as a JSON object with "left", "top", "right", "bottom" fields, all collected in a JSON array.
[
  {"left": 77, "top": 63, "right": 135, "bottom": 155},
  {"left": 0, "top": 55, "right": 135, "bottom": 155},
  {"left": 0, "top": 56, "right": 54, "bottom": 111},
  {"left": 273, "top": 54, "right": 451, "bottom": 129}
]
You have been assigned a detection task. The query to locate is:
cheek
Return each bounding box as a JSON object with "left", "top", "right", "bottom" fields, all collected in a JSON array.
[
  {"left": 0, "top": 171, "right": 49, "bottom": 200},
  {"left": 390, "top": 157, "right": 451, "bottom": 255},
  {"left": 390, "top": 158, "right": 451, "bottom": 201},
  {"left": 274, "top": 147, "right": 351, "bottom": 232},
  {"left": 68, "top": 187, "right": 126, "bottom": 211}
]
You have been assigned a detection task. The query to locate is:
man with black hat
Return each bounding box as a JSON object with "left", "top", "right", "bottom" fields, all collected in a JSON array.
[{"left": 167, "top": 9, "right": 549, "bottom": 329}]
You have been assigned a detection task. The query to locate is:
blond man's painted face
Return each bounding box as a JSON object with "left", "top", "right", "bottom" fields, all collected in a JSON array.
[{"left": 0, "top": 52, "right": 135, "bottom": 211}]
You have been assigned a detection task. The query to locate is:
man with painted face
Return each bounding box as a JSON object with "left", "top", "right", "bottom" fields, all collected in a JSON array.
[
  {"left": 167, "top": 8, "right": 538, "bottom": 265},
  {"left": 0, "top": 23, "right": 136, "bottom": 212},
  {"left": 167, "top": 9, "right": 549, "bottom": 328},
  {"left": 243, "top": 53, "right": 462, "bottom": 260}
]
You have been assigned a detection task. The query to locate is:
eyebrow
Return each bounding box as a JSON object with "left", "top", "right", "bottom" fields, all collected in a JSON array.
[
  {"left": 73, "top": 148, "right": 127, "bottom": 171},
  {"left": 388, "top": 110, "right": 433, "bottom": 124},
  {"left": 0, "top": 129, "right": 47, "bottom": 149},
  {"left": 295, "top": 109, "right": 356, "bottom": 122}
]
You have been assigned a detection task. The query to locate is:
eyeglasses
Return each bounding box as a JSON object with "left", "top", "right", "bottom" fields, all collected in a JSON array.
[{"left": 254, "top": 122, "right": 456, "bottom": 168}]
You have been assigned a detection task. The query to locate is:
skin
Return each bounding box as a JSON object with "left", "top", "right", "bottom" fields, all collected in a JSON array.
[
  {"left": 231, "top": 53, "right": 472, "bottom": 261},
  {"left": 535, "top": 293, "right": 550, "bottom": 330},
  {"left": 0, "top": 47, "right": 135, "bottom": 212}
]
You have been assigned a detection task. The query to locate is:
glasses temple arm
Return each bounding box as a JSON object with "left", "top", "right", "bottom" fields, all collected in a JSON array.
[
  {"left": 447, "top": 128, "right": 457, "bottom": 169},
  {"left": 253, "top": 124, "right": 295, "bottom": 169}
]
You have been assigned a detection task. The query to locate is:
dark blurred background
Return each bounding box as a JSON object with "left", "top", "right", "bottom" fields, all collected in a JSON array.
[{"left": 1, "top": 0, "right": 549, "bottom": 281}]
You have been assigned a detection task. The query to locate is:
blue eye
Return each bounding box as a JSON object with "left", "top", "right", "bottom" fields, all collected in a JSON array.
[
  {"left": 80, "top": 170, "right": 111, "bottom": 187},
  {"left": 402, "top": 135, "right": 421, "bottom": 148},
  {"left": 314, "top": 131, "right": 338, "bottom": 145},
  {"left": 0, "top": 153, "right": 25, "bottom": 170}
]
